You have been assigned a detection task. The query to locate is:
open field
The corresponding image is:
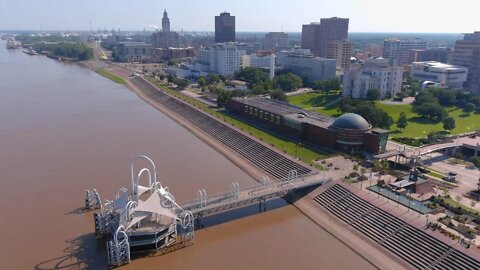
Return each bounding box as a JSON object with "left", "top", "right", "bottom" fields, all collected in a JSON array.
[
  {"left": 288, "top": 93, "right": 480, "bottom": 138},
  {"left": 146, "top": 77, "right": 329, "bottom": 167}
]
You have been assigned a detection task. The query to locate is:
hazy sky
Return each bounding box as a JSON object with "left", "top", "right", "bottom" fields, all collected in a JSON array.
[{"left": 0, "top": 0, "right": 479, "bottom": 33}]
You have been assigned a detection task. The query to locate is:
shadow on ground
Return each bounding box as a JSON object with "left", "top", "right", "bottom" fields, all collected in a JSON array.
[{"left": 34, "top": 233, "right": 107, "bottom": 270}]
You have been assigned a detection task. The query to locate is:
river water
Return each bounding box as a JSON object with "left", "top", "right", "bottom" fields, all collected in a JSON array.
[{"left": 0, "top": 40, "right": 375, "bottom": 270}]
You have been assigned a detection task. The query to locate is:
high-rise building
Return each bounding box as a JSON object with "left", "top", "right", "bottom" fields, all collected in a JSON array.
[
  {"left": 317, "top": 17, "right": 349, "bottom": 57},
  {"left": 343, "top": 57, "right": 403, "bottom": 99},
  {"left": 301, "top": 23, "right": 320, "bottom": 54},
  {"left": 151, "top": 9, "right": 179, "bottom": 48},
  {"left": 451, "top": 31, "right": 480, "bottom": 94},
  {"left": 215, "top": 12, "right": 235, "bottom": 43},
  {"left": 265, "top": 32, "right": 289, "bottom": 51},
  {"left": 325, "top": 40, "right": 352, "bottom": 69},
  {"left": 382, "top": 38, "right": 427, "bottom": 66},
  {"left": 162, "top": 9, "right": 170, "bottom": 32},
  {"left": 209, "top": 43, "right": 245, "bottom": 76},
  {"left": 301, "top": 17, "right": 349, "bottom": 57}
]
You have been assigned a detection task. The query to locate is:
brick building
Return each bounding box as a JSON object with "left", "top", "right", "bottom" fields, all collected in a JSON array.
[{"left": 227, "top": 97, "right": 388, "bottom": 154}]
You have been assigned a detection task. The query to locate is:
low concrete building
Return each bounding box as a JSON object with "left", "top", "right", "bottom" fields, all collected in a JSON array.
[
  {"left": 115, "top": 42, "right": 153, "bottom": 62},
  {"left": 241, "top": 52, "right": 276, "bottom": 79},
  {"left": 276, "top": 48, "right": 336, "bottom": 82},
  {"left": 411, "top": 61, "right": 468, "bottom": 90},
  {"left": 228, "top": 97, "right": 388, "bottom": 154},
  {"left": 343, "top": 57, "right": 403, "bottom": 99}
]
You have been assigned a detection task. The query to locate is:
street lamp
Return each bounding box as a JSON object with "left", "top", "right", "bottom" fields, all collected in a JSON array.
[
  {"left": 407, "top": 192, "right": 411, "bottom": 212},
  {"left": 396, "top": 195, "right": 400, "bottom": 207}
]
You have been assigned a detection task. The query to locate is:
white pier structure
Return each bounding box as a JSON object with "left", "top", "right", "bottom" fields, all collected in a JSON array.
[{"left": 86, "top": 155, "right": 327, "bottom": 267}]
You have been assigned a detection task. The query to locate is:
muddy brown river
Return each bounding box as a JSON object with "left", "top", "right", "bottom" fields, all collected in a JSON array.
[{"left": 0, "top": 41, "right": 375, "bottom": 270}]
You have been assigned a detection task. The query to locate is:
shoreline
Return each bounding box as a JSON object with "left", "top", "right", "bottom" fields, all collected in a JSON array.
[{"left": 80, "top": 59, "right": 410, "bottom": 269}]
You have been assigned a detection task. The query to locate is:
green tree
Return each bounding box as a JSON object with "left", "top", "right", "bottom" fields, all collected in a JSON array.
[
  {"left": 396, "top": 112, "right": 408, "bottom": 129},
  {"left": 197, "top": 77, "right": 206, "bottom": 88},
  {"left": 272, "top": 73, "right": 303, "bottom": 92},
  {"left": 465, "top": 103, "right": 476, "bottom": 113},
  {"left": 413, "top": 102, "right": 447, "bottom": 121},
  {"left": 443, "top": 117, "right": 456, "bottom": 131},
  {"left": 269, "top": 89, "right": 287, "bottom": 101},
  {"left": 235, "top": 67, "right": 269, "bottom": 85},
  {"left": 366, "top": 89, "right": 381, "bottom": 103},
  {"left": 471, "top": 156, "right": 480, "bottom": 170}
]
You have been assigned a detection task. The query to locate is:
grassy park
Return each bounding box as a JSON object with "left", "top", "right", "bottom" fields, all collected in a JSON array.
[{"left": 287, "top": 92, "right": 480, "bottom": 138}]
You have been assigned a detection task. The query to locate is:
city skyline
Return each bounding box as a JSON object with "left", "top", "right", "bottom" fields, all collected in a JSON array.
[{"left": 0, "top": 0, "right": 479, "bottom": 33}]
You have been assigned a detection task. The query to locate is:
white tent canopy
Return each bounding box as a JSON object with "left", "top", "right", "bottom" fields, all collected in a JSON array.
[
  {"left": 126, "top": 211, "right": 150, "bottom": 229},
  {"left": 125, "top": 191, "right": 179, "bottom": 230},
  {"left": 137, "top": 185, "right": 151, "bottom": 197}
]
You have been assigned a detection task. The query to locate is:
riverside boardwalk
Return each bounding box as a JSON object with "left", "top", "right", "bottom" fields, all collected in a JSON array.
[
  {"left": 313, "top": 182, "right": 480, "bottom": 270},
  {"left": 180, "top": 173, "right": 328, "bottom": 225}
]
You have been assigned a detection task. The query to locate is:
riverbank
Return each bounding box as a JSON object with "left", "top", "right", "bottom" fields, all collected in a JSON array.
[
  {"left": 80, "top": 59, "right": 409, "bottom": 269},
  {"left": 95, "top": 68, "right": 127, "bottom": 85}
]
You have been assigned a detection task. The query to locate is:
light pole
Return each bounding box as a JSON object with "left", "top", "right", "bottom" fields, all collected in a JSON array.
[
  {"left": 407, "top": 192, "right": 411, "bottom": 212},
  {"left": 419, "top": 193, "right": 425, "bottom": 217},
  {"left": 368, "top": 171, "right": 373, "bottom": 194},
  {"left": 396, "top": 195, "right": 400, "bottom": 207}
]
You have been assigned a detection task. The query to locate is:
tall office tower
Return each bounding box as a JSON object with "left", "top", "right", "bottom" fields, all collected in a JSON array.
[
  {"left": 317, "top": 17, "right": 349, "bottom": 57},
  {"left": 382, "top": 38, "right": 427, "bottom": 66},
  {"left": 162, "top": 9, "right": 170, "bottom": 32},
  {"left": 301, "top": 23, "right": 320, "bottom": 54},
  {"left": 452, "top": 31, "right": 480, "bottom": 94},
  {"left": 301, "top": 17, "right": 349, "bottom": 57},
  {"left": 265, "top": 32, "right": 289, "bottom": 51},
  {"left": 215, "top": 12, "right": 235, "bottom": 43},
  {"left": 325, "top": 40, "right": 352, "bottom": 69}
]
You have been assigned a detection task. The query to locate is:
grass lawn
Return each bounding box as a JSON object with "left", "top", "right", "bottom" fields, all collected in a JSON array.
[
  {"left": 287, "top": 91, "right": 342, "bottom": 117},
  {"left": 377, "top": 103, "right": 480, "bottom": 138},
  {"left": 146, "top": 77, "right": 329, "bottom": 167},
  {"left": 426, "top": 169, "right": 445, "bottom": 179},
  {"left": 288, "top": 93, "right": 480, "bottom": 139},
  {"left": 440, "top": 196, "right": 479, "bottom": 216},
  {"left": 95, "top": 68, "right": 127, "bottom": 85}
]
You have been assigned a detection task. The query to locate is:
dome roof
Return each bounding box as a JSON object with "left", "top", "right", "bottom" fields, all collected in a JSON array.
[{"left": 332, "top": 113, "right": 371, "bottom": 130}]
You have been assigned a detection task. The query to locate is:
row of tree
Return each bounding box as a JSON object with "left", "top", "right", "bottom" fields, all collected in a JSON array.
[{"left": 32, "top": 42, "right": 93, "bottom": 60}]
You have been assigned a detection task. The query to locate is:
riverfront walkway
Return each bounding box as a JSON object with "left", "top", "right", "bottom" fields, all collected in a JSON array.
[
  {"left": 179, "top": 173, "right": 326, "bottom": 220},
  {"left": 130, "top": 76, "right": 314, "bottom": 180},
  {"left": 315, "top": 184, "right": 480, "bottom": 270}
]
